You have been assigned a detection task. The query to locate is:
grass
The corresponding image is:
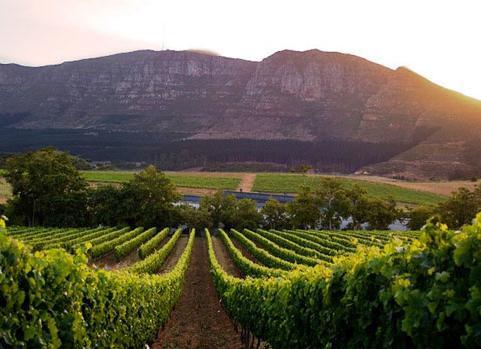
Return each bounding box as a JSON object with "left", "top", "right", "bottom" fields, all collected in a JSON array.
[
  {"left": 252, "top": 173, "right": 446, "bottom": 206},
  {"left": 0, "top": 170, "right": 448, "bottom": 205},
  {"left": 0, "top": 177, "right": 10, "bottom": 202},
  {"left": 81, "top": 171, "right": 241, "bottom": 190}
]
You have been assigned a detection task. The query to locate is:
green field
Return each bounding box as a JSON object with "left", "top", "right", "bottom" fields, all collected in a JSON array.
[
  {"left": 252, "top": 173, "right": 446, "bottom": 205},
  {"left": 81, "top": 171, "right": 241, "bottom": 190},
  {"left": 2, "top": 170, "right": 448, "bottom": 205},
  {"left": 0, "top": 178, "right": 10, "bottom": 198}
]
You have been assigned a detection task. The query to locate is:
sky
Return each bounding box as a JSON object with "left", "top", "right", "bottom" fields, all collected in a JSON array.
[{"left": 1, "top": 0, "right": 480, "bottom": 99}]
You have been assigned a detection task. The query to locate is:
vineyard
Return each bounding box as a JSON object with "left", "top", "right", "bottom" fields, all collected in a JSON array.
[
  {"left": 253, "top": 173, "right": 445, "bottom": 205},
  {"left": 78, "top": 170, "right": 447, "bottom": 205},
  {"left": 82, "top": 171, "right": 242, "bottom": 190},
  {"left": 2, "top": 220, "right": 481, "bottom": 348}
]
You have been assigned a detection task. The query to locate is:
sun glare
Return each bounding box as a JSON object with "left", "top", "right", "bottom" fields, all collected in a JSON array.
[{"left": 0, "top": 0, "right": 480, "bottom": 99}]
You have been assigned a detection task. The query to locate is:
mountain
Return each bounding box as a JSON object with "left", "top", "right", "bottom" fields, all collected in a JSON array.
[{"left": 1, "top": 49, "right": 481, "bottom": 179}]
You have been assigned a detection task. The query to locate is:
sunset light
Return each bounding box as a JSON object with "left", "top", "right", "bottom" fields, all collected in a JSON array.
[
  {"left": 1, "top": 0, "right": 481, "bottom": 99},
  {"left": 2, "top": 1, "right": 481, "bottom": 347}
]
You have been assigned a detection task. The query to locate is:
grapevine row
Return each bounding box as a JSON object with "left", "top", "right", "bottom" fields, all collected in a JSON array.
[
  {"left": 138, "top": 227, "right": 170, "bottom": 258},
  {"left": 114, "top": 227, "right": 157, "bottom": 259},
  {"left": 0, "top": 228, "right": 196, "bottom": 348},
  {"left": 207, "top": 220, "right": 481, "bottom": 348},
  {"left": 256, "top": 229, "right": 325, "bottom": 259},
  {"left": 241, "top": 229, "right": 321, "bottom": 267},
  {"left": 230, "top": 229, "right": 296, "bottom": 270},
  {"left": 270, "top": 230, "right": 339, "bottom": 256},
  {"left": 90, "top": 227, "right": 144, "bottom": 258},
  {"left": 128, "top": 228, "right": 183, "bottom": 274},
  {"left": 74, "top": 227, "right": 129, "bottom": 250},
  {"left": 216, "top": 229, "right": 286, "bottom": 278},
  {"left": 53, "top": 227, "right": 116, "bottom": 250}
]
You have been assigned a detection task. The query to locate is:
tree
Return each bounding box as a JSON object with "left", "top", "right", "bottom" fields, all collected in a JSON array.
[
  {"left": 365, "top": 198, "right": 398, "bottom": 230},
  {"left": 474, "top": 185, "right": 481, "bottom": 206},
  {"left": 344, "top": 185, "right": 370, "bottom": 230},
  {"left": 119, "top": 165, "right": 181, "bottom": 227},
  {"left": 405, "top": 205, "right": 437, "bottom": 230},
  {"left": 200, "top": 192, "right": 261, "bottom": 230},
  {"left": 436, "top": 187, "right": 479, "bottom": 228},
  {"left": 287, "top": 186, "right": 320, "bottom": 229},
  {"left": 292, "top": 164, "right": 313, "bottom": 174},
  {"left": 87, "top": 185, "right": 125, "bottom": 226},
  {"left": 178, "top": 204, "right": 213, "bottom": 231},
  {"left": 200, "top": 191, "right": 237, "bottom": 228},
  {"left": 234, "top": 199, "right": 262, "bottom": 230},
  {"left": 4, "top": 148, "right": 89, "bottom": 226},
  {"left": 261, "top": 199, "right": 290, "bottom": 230},
  {"left": 71, "top": 156, "right": 93, "bottom": 170},
  {"left": 315, "top": 178, "right": 350, "bottom": 230}
]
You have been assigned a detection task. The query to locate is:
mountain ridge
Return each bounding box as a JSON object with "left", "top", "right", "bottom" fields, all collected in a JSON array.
[{"left": 1, "top": 49, "right": 481, "bottom": 179}]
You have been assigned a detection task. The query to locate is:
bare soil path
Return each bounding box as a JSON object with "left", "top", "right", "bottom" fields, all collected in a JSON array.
[
  {"left": 91, "top": 249, "right": 139, "bottom": 270},
  {"left": 232, "top": 238, "right": 260, "bottom": 264},
  {"left": 157, "top": 236, "right": 189, "bottom": 273},
  {"left": 152, "top": 237, "right": 243, "bottom": 349},
  {"left": 237, "top": 173, "right": 256, "bottom": 192},
  {"left": 212, "top": 235, "right": 242, "bottom": 278}
]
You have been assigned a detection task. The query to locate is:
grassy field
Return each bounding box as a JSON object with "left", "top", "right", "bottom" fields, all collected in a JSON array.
[
  {"left": 0, "top": 178, "right": 10, "bottom": 203},
  {"left": 0, "top": 170, "right": 451, "bottom": 205},
  {"left": 252, "top": 173, "right": 446, "bottom": 205},
  {"left": 81, "top": 171, "right": 242, "bottom": 190}
]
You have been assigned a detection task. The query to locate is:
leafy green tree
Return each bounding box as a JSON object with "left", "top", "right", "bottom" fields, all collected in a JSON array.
[
  {"left": 71, "top": 156, "right": 93, "bottom": 170},
  {"left": 474, "top": 185, "right": 481, "bottom": 205},
  {"left": 87, "top": 185, "right": 125, "bottom": 226},
  {"left": 287, "top": 186, "right": 320, "bottom": 229},
  {"left": 234, "top": 199, "right": 262, "bottom": 230},
  {"left": 344, "top": 185, "right": 370, "bottom": 230},
  {"left": 436, "top": 187, "right": 479, "bottom": 228},
  {"left": 292, "top": 164, "right": 313, "bottom": 174},
  {"left": 178, "top": 204, "right": 213, "bottom": 231},
  {"left": 315, "top": 178, "right": 350, "bottom": 230},
  {"left": 200, "top": 192, "right": 261, "bottom": 229},
  {"left": 0, "top": 153, "right": 11, "bottom": 169},
  {"left": 365, "top": 197, "right": 398, "bottom": 230},
  {"left": 261, "top": 199, "right": 290, "bottom": 230},
  {"left": 200, "top": 191, "right": 237, "bottom": 228},
  {"left": 405, "top": 205, "right": 437, "bottom": 230},
  {"left": 4, "top": 148, "right": 89, "bottom": 226},
  {"left": 119, "top": 165, "right": 180, "bottom": 227}
]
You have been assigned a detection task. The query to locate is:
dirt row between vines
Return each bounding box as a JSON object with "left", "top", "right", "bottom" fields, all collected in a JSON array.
[
  {"left": 232, "top": 238, "right": 260, "bottom": 264},
  {"left": 212, "top": 235, "right": 242, "bottom": 278},
  {"left": 157, "top": 235, "right": 189, "bottom": 273},
  {"left": 151, "top": 236, "right": 243, "bottom": 349},
  {"left": 92, "top": 249, "right": 139, "bottom": 270}
]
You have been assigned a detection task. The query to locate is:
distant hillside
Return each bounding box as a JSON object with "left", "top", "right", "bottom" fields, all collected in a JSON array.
[{"left": 1, "top": 49, "right": 481, "bottom": 178}]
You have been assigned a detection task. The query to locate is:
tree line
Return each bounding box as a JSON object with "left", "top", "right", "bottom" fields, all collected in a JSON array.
[
  {"left": 407, "top": 186, "right": 481, "bottom": 230},
  {"left": 1, "top": 148, "right": 479, "bottom": 231},
  {"left": 0, "top": 127, "right": 412, "bottom": 172}
]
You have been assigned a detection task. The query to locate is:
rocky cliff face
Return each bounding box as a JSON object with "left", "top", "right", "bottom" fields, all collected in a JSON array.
[
  {"left": 1, "top": 49, "right": 481, "bottom": 178},
  {"left": 0, "top": 50, "right": 257, "bottom": 132}
]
